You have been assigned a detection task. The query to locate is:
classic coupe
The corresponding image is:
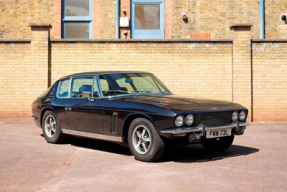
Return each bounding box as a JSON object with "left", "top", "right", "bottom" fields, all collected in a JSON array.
[{"left": 31, "top": 71, "right": 250, "bottom": 162}]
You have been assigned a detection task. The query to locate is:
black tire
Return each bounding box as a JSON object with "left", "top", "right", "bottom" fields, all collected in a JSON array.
[
  {"left": 201, "top": 134, "right": 234, "bottom": 152},
  {"left": 128, "top": 118, "right": 165, "bottom": 162},
  {"left": 42, "top": 111, "right": 66, "bottom": 144}
]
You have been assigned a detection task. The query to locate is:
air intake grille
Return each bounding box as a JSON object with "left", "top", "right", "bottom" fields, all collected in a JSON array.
[{"left": 194, "top": 111, "right": 233, "bottom": 127}]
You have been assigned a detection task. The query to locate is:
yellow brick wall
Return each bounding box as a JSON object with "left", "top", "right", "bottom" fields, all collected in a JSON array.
[
  {"left": 252, "top": 41, "right": 287, "bottom": 121},
  {"left": 1, "top": 33, "right": 287, "bottom": 121},
  {"left": 0, "top": 42, "right": 31, "bottom": 117},
  {"left": 0, "top": 25, "right": 50, "bottom": 118},
  {"left": 51, "top": 41, "right": 233, "bottom": 101},
  {"left": 231, "top": 26, "right": 252, "bottom": 121}
]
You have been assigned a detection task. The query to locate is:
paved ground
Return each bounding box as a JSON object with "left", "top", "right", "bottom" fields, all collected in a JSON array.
[{"left": 0, "top": 121, "right": 287, "bottom": 192}]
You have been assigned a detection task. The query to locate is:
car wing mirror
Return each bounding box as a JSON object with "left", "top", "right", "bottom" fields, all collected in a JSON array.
[{"left": 88, "top": 96, "right": 95, "bottom": 102}]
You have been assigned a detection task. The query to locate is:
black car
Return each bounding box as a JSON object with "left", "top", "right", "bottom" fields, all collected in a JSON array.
[{"left": 31, "top": 71, "right": 250, "bottom": 162}]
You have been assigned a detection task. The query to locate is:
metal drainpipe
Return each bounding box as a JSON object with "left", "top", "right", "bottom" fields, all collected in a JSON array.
[
  {"left": 116, "top": 0, "right": 120, "bottom": 39},
  {"left": 259, "top": 0, "right": 265, "bottom": 39}
]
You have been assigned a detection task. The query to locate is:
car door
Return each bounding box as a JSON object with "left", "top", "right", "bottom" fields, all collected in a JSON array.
[
  {"left": 64, "top": 76, "right": 104, "bottom": 134},
  {"left": 55, "top": 78, "right": 72, "bottom": 130}
]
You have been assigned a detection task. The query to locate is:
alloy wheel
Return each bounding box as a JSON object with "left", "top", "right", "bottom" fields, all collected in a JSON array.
[
  {"left": 44, "top": 115, "right": 56, "bottom": 138},
  {"left": 132, "top": 125, "right": 152, "bottom": 154}
]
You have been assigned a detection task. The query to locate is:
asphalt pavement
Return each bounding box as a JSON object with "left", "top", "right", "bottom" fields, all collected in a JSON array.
[{"left": 0, "top": 121, "right": 286, "bottom": 192}]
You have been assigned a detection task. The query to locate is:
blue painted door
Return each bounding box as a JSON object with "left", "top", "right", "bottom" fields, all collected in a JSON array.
[{"left": 131, "top": 0, "right": 165, "bottom": 39}]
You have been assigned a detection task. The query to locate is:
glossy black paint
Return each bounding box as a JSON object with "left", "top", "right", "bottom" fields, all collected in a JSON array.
[{"left": 31, "top": 72, "right": 248, "bottom": 143}]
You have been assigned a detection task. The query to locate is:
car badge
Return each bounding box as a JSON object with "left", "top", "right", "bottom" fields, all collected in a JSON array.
[{"left": 211, "top": 107, "right": 217, "bottom": 110}]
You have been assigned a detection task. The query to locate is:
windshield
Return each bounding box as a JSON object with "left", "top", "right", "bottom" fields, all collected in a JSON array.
[{"left": 99, "top": 73, "right": 172, "bottom": 97}]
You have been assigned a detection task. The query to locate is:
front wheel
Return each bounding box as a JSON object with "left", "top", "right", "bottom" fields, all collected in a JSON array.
[
  {"left": 128, "top": 118, "right": 165, "bottom": 162},
  {"left": 201, "top": 134, "right": 234, "bottom": 152}
]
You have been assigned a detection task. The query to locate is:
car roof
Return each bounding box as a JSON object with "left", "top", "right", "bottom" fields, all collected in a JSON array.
[{"left": 59, "top": 71, "right": 151, "bottom": 80}]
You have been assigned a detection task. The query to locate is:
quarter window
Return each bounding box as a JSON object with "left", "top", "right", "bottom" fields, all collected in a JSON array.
[
  {"left": 57, "top": 79, "right": 70, "bottom": 98},
  {"left": 62, "top": 0, "right": 93, "bottom": 39}
]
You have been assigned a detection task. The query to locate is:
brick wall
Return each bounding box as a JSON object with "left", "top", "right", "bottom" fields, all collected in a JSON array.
[
  {"left": 50, "top": 40, "right": 233, "bottom": 101},
  {"left": 265, "top": 1, "right": 287, "bottom": 39},
  {"left": 1, "top": 25, "right": 287, "bottom": 121},
  {"left": 0, "top": 41, "right": 31, "bottom": 117},
  {"left": 252, "top": 40, "right": 287, "bottom": 121},
  {"left": 1, "top": 0, "right": 287, "bottom": 40},
  {"left": 0, "top": 0, "right": 55, "bottom": 39},
  {"left": 100, "top": 0, "right": 116, "bottom": 39}
]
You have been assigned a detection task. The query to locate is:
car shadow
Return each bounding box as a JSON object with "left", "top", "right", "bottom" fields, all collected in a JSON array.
[
  {"left": 58, "top": 135, "right": 259, "bottom": 162},
  {"left": 68, "top": 136, "right": 132, "bottom": 156},
  {"left": 161, "top": 144, "right": 259, "bottom": 163}
]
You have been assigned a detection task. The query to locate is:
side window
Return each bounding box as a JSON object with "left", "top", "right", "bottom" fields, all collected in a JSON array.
[
  {"left": 57, "top": 79, "right": 70, "bottom": 98},
  {"left": 71, "top": 77, "right": 93, "bottom": 98}
]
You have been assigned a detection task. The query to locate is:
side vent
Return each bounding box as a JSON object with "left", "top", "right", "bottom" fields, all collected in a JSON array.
[{"left": 111, "top": 112, "right": 118, "bottom": 134}]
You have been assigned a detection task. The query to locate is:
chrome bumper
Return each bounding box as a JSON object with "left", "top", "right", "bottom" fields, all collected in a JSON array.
[{"left": 161, "top": 122, "right": 251, "bottom": 135}]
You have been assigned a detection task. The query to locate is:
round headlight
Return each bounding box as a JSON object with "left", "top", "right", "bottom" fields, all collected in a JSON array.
[
  {"left": 185, "top": 114, "right": 194, "bottom": 126},
  {"left": 175, "top": 115, "right": 184, "bottom": 127},
  {"left": 232, "top": 111, "right": 239, "bottom": 121},
  {"left": 239, "top": 111, "right": 246, "bottom": 121}
]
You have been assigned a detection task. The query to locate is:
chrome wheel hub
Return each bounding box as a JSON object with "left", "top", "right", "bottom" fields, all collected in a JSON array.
[
  {"left": 45, "top": 115, "right": 56, "bottom": 138},
  {"left": 132, "top": 125, "right": 151, "bottom": 154}
]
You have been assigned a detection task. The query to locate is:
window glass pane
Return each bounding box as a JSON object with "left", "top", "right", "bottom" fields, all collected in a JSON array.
[
  {"left": 99, "top": 73, "right": 171, "bottom": 97},
  {"left": 135, "top": 4, "right": 160, "bottom": 30},
  {"left": 65, "top": 23, "right": 89, "bottom": 38},
  {"left": 71, "top": 78, "right": 93, "bottom": 98},
  {"left": 100, "top": 79, "right": 109, "bottom": 92},
  {"left": 58, "top": 79, "right": 70, "bottom": 98},
  {"left": 65, "top": 0, "right": 89, "bottom": 16}
]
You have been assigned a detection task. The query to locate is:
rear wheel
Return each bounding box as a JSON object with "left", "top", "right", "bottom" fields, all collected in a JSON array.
[
  {"left": 128, "top": 118, "right": 165, "bottom": 162},
  {"left": 42, "top": 111, "right": 66, "bottom": 144},
  {"left": 201, "top": 134, "right": 234, "bottom": 152}
]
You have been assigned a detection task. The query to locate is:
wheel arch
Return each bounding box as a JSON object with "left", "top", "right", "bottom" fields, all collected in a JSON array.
[
  {"left": 40, "top": 107, "right": 56, "bottom": 127},
  {"left": 122, "top": 113, "right": 154, "bottom": 140}
]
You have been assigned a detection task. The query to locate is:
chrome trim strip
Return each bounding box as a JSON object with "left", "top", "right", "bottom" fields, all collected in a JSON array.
[
  {"left": 161, "top": 122, "right": 251, "bottom": 134},
  {"left": 68, "top": 77, "right": 72, "bottom": 98},
  {"left": 61, "top": 129, "right": 123, "bottom": 142},
  {"left": 96, "top": 75, "right": 103, "bottom": 98}
]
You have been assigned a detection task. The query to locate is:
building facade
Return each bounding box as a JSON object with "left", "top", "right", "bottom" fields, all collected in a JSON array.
[
  {"left": 0, "top": 1, "right": 287, "bottom": 121},
  {"left": 1, "top": 0, "right": 287, "bottom": 40}
]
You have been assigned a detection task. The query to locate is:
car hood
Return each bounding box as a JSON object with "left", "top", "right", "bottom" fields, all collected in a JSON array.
[{"left": 122, "top": 95, "right": 246, "bottom": 113}]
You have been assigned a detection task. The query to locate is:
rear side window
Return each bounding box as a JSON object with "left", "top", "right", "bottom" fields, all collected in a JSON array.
[
  {"left": 57, "top": 79, "right": 70, "bottom": 98},
  {"left": 70, "top": 77, "right": 93, "bottom": 98}
]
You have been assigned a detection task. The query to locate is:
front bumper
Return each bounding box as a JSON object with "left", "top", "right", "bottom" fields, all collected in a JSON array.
[{"left": 161, "top": 122, "right": 251, "bottom": 135}]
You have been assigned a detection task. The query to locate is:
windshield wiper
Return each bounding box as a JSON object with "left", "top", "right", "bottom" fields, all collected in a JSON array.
[
  {"left": 104, "top": 90, "right": 128, "bottom": 94},
  {"left": 160, "top": 91, "right": 166, "bottom": 95}
]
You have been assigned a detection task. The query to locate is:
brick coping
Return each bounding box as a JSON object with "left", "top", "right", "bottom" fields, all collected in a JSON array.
[
  {"left": 0, "top": 39, "right": 31, "bottom": 43},
  {"left": 252, "top": 39, "right": 287, "bottom": 42},
  {"left": 50, "top": 39, "right": 233, "bottom": 43}
]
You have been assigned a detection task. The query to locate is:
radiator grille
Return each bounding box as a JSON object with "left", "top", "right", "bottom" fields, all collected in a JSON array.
[{"left": 194, "top": 111, "right": 233, "bottom": 126}]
